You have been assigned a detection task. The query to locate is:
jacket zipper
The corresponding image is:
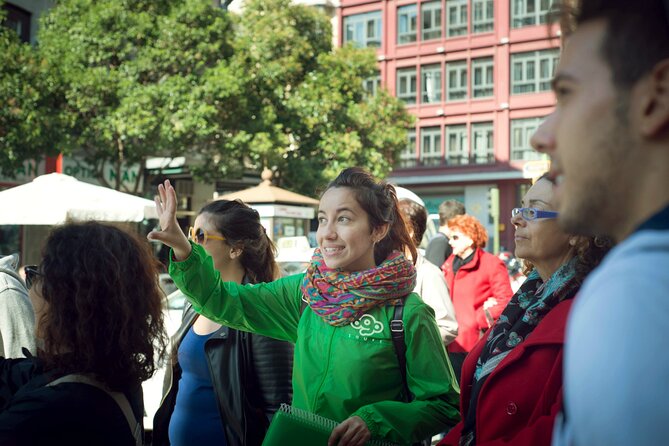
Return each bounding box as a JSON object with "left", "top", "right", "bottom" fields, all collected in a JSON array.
[{"left": 312, "top": 325, "right": 336, "bottom": 410}]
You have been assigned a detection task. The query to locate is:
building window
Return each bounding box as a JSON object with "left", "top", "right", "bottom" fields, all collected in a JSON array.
[
  {"left": 421, "top": 127, "right": 442, "bottom": 166},
  {"left": 510, "top": 117, "right": 550, "bottom": 161},
  {"left": 397, "top": 4, "right": 417, "bottom": 44},
  {"left": 511, "top": 0, "right": 553, "bottom": 29},
  {"left": 447, "top": 60, "right": 467, "bottom": 101},
  {"left": 2, "top": 3, "right": 31, "bottom": 43},
  {"left": 472, "top": 57, "right": 494, "bottom": 98},
  {"left": 397, "top": 67, "right": 417, "bottom": 105},
  {"left": 472, "top": 0, "right": 494, "bottom": 33},
  {"left": 421, "top": 1, "right": 442, "bottom": 41},
  {"left": 447, "top": 0, "right": 468, "bottom": 37},
  {"left": 421, "top": 64, "right": 442, "bottom": 104},
  {"left": 363, "top": 72, "right": 381, "bottom": 96},
  {"left": 399, "top": 129, "right": 417, "bottom": 168},
  {"left": 446, "top": 124, "right": 468, "bottom": 165},
  {"left": 344, "top": 11, "right": 382, "bottom": 48},
  {"left": 472, "top": 122, "right": 494, "bottom": 164},
  {"left": 511, "top": 49, "right": 559, "bottom": 94}
]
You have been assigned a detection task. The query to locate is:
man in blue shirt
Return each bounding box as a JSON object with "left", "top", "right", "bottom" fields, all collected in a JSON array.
[{"left": 530, "top": 1, "right": 669, "bottom": 444}]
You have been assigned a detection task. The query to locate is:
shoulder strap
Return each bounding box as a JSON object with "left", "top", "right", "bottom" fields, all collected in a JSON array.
[
  {"left": 390, "top": 302, "right": 413, "bottom": 403},
  {"left": 390, "top": 303, "right": 432, "bottom": 446},
  {"left": 47, "top": 374, "right": 142, "bottom": 446}
]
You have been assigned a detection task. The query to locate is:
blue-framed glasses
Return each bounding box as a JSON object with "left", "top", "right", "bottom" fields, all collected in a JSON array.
[{"left": 511, "top": 207, "right": 559, "bottom": 221}]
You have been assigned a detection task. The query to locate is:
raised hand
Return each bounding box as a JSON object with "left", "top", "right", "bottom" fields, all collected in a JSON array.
[{"left": 147, "top": 179, "right": 192, "bottom": 261}]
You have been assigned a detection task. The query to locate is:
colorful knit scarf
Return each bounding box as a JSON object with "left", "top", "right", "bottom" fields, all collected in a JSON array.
[{"left": 301, "top": 248, "right": 417, "bottom": 326}]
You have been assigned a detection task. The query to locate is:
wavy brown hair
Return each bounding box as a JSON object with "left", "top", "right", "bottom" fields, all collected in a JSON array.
[
  {"left": 199, "top": 199, "right": 279, "bottom": 282},
  {"left": 398, "top": 198, "right": 428, "bottom": 247},
  {"left": 36, "top": 222, "right": 167, "bottom": 391},
  {"left": 324, "top": 167, "right": 417, "bottom": 264}
]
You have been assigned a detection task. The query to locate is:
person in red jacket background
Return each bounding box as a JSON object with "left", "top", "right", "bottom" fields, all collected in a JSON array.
[
  {"left": 442, "top": 215, "right": 512, "bottom": 382},
  {"left": 439, "top": 176, "right": 613, "bottom": 446}
]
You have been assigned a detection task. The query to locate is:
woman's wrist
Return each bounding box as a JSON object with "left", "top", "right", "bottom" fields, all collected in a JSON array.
[{"left": 171, "top": 239, "right": 193, "bottom": 261}]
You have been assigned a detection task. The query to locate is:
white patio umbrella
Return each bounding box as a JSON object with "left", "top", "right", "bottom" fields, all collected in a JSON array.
[
  {"left": 394, "top": 186, "right": 426, "bottom": 208},
  {"left": 0, "top": 173, "right": 158, "bottom": 225}
]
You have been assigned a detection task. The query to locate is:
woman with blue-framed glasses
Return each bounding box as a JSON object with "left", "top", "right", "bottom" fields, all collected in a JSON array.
[
  {"left": 440, "top": 175, "right": 613, "bottom": 446},
  {"left": 511, "top": 207, "right": 559, "bottom": 221}
]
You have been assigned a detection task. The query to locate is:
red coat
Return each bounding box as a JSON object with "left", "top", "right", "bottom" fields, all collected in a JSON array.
[
  {"left": 439, "top": 299, "right": 573, "bottom": 446},
  {"left": 443, "top": 248, "right": 512, "bottom": 353}
]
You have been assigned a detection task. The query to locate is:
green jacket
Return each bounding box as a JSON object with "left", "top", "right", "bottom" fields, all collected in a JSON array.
[{"left": 170, "top": 243, "right": 460, "bottom": 445}]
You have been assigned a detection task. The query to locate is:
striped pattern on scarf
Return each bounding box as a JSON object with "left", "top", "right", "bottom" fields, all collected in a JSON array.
[{"left": 300, "top": 248, "right": 417, "bottom": 326}]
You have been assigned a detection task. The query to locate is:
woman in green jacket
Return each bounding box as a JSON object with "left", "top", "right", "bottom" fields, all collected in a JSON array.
[{"left": 149, "top": 167, "right": 460, "bottom": 446}]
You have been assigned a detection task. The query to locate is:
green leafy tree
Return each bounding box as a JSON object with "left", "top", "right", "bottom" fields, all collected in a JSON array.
[
  {"left": 189, "top": 0, "right": 413, "bottom": 194},
  {"left": 35, "top": 0, "right": 412, "bottom": 194},
  {"left": 0, "top": 3, "right": 61, "bottom": 177},
  {"left": 37, "top": 0, "right": 237, "bottom": 191}
]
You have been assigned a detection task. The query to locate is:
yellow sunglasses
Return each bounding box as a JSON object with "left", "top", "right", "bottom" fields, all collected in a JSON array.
[{"left": 188, "top": 227, "right": 226, "bottom": 245}]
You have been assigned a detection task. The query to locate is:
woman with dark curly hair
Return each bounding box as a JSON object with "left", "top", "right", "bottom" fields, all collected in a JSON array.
[
  {"left": 0, "top": 222, "right": 167, "bottom": 446},
  {"left": 439, "top": 175, "right": 613, "bottom": 446}
]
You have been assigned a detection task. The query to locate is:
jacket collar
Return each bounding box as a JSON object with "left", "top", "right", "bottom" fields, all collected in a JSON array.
[
  {"left": 635, "top": 203, "right": 669, "bottom": 233},
  {"left": 455, "top": 248, "right": 482, "bottom": 272},
  {"left": 462, "top": 298, "right": 573, "bottom": 394},
  {"left": 0, "top": 253, "right": 26, "bottom": 286}
]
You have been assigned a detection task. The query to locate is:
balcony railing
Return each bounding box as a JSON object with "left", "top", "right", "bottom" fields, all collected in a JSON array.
[{"left": 396, "top": 154, "right": 496, "bottom": 169}]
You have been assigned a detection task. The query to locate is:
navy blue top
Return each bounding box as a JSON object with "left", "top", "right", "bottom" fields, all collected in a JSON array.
[
  {"left": 169, "top": 326, "right": 227, "bottom": 446},
  {"left": 635, "top": 203, "right": 669, "bottom": 232}
]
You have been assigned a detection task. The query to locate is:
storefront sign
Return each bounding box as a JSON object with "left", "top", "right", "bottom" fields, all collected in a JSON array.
[
  {"left": 0, "top": 160, "right": 44, "bottom": 185},
  {"left": 61, "top": 158, "right": 142, "bottom": 191},
  {"left": 253, "top": 204, "right": 315, "bottom": 219}
]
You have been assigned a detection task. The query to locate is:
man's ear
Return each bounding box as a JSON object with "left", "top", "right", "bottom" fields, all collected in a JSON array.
[{"left": 637, "top": 58, "right": 669, "bottom": 138}]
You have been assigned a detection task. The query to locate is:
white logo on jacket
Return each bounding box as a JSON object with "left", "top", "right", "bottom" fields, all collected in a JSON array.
[{"left": 352, "top": 314, "right": 384, "bottom": 336}]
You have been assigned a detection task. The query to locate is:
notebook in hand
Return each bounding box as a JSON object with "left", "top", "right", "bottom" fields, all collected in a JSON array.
[{"left": 262, "top": 404, "right": 398, "bottom": 446}]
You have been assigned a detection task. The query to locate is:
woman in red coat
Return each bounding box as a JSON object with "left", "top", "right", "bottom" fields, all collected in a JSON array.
[
  {"left": 439, "top": 177, "right": 612, "bottom": 446},
  {"left": 442, "top": 215, "right": 512, "bottom": 381}
]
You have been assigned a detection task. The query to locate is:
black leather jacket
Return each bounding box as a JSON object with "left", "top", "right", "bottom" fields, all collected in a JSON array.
[{"left": 152, "top": 303, "right": 294, "bottom": 446}]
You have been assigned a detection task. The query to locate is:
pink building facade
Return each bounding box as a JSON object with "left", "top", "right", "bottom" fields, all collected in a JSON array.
[{"left": 338, "top": 0, "right": 559, "bottom": 252}]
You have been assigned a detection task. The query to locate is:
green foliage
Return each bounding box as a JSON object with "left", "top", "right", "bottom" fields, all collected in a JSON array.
[
  {"left": 36, "top": 0, "right": 238, "bottom": 191},
  {"left": 4, "top": 0, "right": 412, "bottom": 194},
  {"left": 0, "top": 6, "right": 61, "bottom": 177}
]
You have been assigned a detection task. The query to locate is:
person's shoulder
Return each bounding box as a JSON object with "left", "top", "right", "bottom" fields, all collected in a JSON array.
[
  {"left": 268, "top": 271, "right": 306, "bottom": 292},
  {"left": 403, "top": 292, "right": 435, "bottom": 318},
  {"left": 7, "top": 380, "right": 136, "bottom": 444},
  {"left": 416, "top": 256, "right": 441, "bottom": 274},
  {"left": 0, "top": 255, "right": 26, "bottom": 290},
  {"left": 0, "top": 253, "right": 20, "bottom": 271},
  {"left": 427, "top": 232, "right": 447, "bottom": 244},
  {"left": 571, "top": 233, "right": 669, "bottom": 324},
  {"left": 619, "top": 229, "right": 669, "bottom": 260},
  {"left": 587, "top": 230, "right": 669, "bottom": 283},
  {"left": 478, "top": 249, "right": 504, "bottom": 266}
]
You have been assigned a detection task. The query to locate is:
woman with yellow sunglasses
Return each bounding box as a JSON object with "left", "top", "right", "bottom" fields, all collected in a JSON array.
[{"left": 152, "top": 200, "right": 294, "bottom": 446}]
